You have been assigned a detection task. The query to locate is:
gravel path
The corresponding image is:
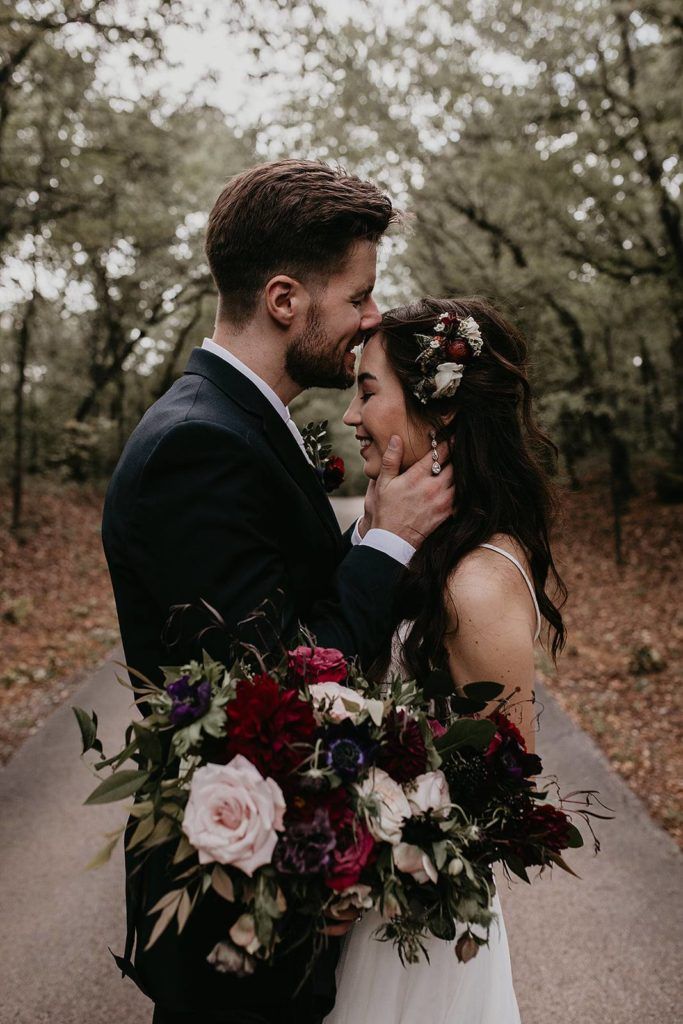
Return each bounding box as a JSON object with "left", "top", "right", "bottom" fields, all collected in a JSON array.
[{"left": 1, "top": 497, "right": 680, "bottom": 1023}]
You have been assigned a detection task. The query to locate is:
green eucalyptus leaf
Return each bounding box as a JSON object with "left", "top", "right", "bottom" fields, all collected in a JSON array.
[
  {"left": 126, "top": 814, "right": 156, "bottom": 850},
  {"left": 462, "top": 681, "right": 506, "bottom": 702},
  {"left": 132, "top": 720, "right": 163, "bottom": 763},
  {"left": 547, "top": 850, "right": 581, "bottom": 877},
  {"left": 85, "top": 828, "right": 124, "bottom": 870},
  {"left": 94, "top": 738, "right": 139, "bottom": 771},
  {"left": 145, "top": 896, "right": 181, "bottom": 951},
  {"left": 564, "top": 823, "right": 584, "bottom": 849},
  {"left": 504, "top": 853, "right": 531, "bottom": 884},
  {"left": 73, "top": 707, "right": 102, "bottom": 755},
  {"left": 449, "top": 695, "right": 488, "bottom": 715},
  {"left": 84, "top": 769, "right": 150, "bottom": 805},
  {"left": 434, "top": 718, "right": 496, "bottom": 755}
]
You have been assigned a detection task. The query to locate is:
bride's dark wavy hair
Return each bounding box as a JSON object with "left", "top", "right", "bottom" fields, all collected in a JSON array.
[{"left": 370, "top": 296, "right": 566, "bottom": 681}]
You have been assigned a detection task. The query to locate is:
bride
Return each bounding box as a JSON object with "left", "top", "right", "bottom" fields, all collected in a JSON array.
[{"left": 326, "top": 297, "right": 567, "bottom": 1023}]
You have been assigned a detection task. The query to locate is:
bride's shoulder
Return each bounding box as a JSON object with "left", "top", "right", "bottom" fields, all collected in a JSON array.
[{"left": 445, "top": 534, "right": 533, "bottom": 622}]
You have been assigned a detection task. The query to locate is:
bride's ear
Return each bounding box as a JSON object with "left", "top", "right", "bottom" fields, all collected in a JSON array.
[{"left": 438, "top": 410, "right": 457, "bottom": 431}]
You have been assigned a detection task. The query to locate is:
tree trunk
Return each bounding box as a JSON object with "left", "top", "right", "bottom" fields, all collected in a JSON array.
[
  {"left": 670, "top": 305, "right": 683, "bottom": 469},
  {"left": 11, "top": 294, "right": 35, "bottom": 532}
]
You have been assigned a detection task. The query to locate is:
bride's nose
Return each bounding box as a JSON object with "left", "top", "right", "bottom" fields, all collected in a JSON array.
[{"left": 343, "top": 395, "right": 361, "bottom": 426}]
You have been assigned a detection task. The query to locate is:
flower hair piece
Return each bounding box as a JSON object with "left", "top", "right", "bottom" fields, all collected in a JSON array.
[{"left": 411, "top": 312, "right": 483, "bottom": 405}]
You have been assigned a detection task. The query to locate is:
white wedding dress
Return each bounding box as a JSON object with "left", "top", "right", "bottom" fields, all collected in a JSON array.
[{"left": 325, "top": 543, "right": 540, "bottom": 1024}]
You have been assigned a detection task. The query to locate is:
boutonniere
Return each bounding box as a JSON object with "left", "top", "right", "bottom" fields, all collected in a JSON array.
[{"left": 301, "top": 419, "right": 345, "bottom": 493}]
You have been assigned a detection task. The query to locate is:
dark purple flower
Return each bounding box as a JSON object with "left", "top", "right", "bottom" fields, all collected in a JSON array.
[
  {"left": 274, "top": 809, "right": 336, "bottom": 875},
  {"left": 326, "top": 738, "right": 367, "bottom": 780},
  {"left": 166, "top": 674, "right": 212, "bottom": 727},
  {"left": 322, "top": 719, "right": 378, "bottom": 781}
]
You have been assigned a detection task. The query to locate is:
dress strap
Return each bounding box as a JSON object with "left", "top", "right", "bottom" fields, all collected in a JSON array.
[{"left": 478, "top": 543, "right": 542, "bottom": 642}]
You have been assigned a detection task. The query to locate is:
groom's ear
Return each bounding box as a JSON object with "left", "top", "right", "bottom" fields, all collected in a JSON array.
[{"left": 264, "top": 274, "right": 310, "bottom": 329}]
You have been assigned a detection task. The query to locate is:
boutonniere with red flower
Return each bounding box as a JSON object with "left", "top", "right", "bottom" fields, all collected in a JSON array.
[{"left": 301, "top": 419, "right": 345, "bottom": 493}]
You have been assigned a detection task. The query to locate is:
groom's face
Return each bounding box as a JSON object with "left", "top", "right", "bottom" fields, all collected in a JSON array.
[{"left": 285, "top": 241, "right": 381, "bottom": 390}]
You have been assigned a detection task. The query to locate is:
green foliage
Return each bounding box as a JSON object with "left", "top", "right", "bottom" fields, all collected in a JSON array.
[
  {"left": 434, "top": 718, "right": 498, "bottom": 757},
  {"left": 233, "top": 0, "right": 683, "bottom": 478},
  {"left": 2, "top": 0, "right": 681, "bottom": 501},
  {"left": 0, "top": 6, "right": 252, "bottom": 485}
]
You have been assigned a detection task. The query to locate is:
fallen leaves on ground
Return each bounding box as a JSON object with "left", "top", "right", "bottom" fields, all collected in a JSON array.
[
  {"left": 539, "top": 478, "right": 683, "bottom": 848},
  {"left": 0, "top": 481, "right": 117, "bottom": 762}
]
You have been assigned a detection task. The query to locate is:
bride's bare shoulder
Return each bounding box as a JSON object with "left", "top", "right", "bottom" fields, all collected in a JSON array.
[{"left": 445, "top": 534, "right": 535, "bottom": 628}]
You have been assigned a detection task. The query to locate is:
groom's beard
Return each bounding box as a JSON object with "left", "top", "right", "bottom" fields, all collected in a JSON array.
[{"left": 285, "top": 303, "right": 356, "bottom": 391}]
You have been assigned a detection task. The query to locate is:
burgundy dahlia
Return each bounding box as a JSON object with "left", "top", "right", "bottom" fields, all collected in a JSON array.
[
  {"left": 377, "top": 710, "right": 428, "bottom": 783},
  {"left": 218, "top": 674, "right": 316, "bottom": 782},
  {"left": 523, "top": 803, "right": 572, "bottom": 854}
]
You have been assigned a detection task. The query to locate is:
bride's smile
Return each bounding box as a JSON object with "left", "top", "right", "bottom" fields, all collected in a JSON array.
[{"left": 343, "top": 333, "right": 433, "bottom": 479}]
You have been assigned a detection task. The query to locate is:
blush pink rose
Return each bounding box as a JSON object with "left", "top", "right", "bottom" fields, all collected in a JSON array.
[
  {"left": 308, "top": 681, "right": 368, "bottom": 723},
  {"left": 288, "top": 645, "right": 348, "bottom": 685},
  {"left": 394, "top": 842, "right": 439, "bottom": 884},
  {"left": 355, "top": 767, "right": 412, "bottom": 845},
  {"left": 182, "top": 755, "right": 285, "bottom": 875},
  {"left": 405, "top": 770, "right": 452, "bottom": 818}
]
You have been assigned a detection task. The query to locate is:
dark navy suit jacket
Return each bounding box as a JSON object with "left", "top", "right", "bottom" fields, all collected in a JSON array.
[{"left": 102, "top": 347, "right": 403, "bottom": 1021}]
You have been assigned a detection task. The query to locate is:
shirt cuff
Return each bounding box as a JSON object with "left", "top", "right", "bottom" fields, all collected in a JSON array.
[
  {"left": 359, "top": 527, "right": 416, "bottom": 566},
  {"left": 351, "top": 517, "right": 363, "bottom": 546}
]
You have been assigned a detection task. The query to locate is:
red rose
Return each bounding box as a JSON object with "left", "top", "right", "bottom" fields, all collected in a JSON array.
[
  {"left": 427, "top": 718, "right": 447, "bottom": 739},
  {"left": 444, "top": 339, "right": 471, "bottom": 362},
  {"left": 323, "top": 455, "right": 345, "bottom": 493},
  {"left": 288, "top": 646, "right": 348, "bottom": 686},
  {"left": 485, "top": 710, "right": 542, "bottom": 780},
  {"left": 326, "top": 823, "right": 375, "bottom": 891},
  {"left": 220, "top": 675, "right": 316, "bottom": 782},
  {"left": 376, "top": 709, "right": 428, "bottom": 783}
]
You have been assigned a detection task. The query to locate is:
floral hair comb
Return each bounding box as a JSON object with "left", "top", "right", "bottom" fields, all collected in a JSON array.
[{"left": 411, "top": 312, "right": 483, "bottom": 404}]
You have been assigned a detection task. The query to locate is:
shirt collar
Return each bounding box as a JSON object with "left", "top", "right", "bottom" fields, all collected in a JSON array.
[{"left": 201, "top": 338, "right": 290, "bottom": 424}]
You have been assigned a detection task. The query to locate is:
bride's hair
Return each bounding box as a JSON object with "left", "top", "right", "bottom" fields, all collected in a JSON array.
[{"left": 370, "top": 296, "right": 566, "bottom": 681}]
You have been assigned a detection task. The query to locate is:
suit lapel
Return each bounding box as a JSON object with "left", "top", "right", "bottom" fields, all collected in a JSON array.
[
  {"left": 184, "top": 348, "right": 341, "bottom": 547},
  {"left": 260, "top": 404, "right": 341, "bottom": 543}
]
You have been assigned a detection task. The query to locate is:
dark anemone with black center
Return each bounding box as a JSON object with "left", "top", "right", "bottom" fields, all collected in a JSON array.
[{"left": 322, "top": 719, "right": 378, "bottom": 781}]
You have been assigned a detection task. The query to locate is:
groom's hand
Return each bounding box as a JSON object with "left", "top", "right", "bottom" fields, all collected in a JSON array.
[
  {"left": 374, "top": 435, "right": 454, "bottom": 549},
  {"left": 356, "top": 479, "right": 377, "bottom": 539}
]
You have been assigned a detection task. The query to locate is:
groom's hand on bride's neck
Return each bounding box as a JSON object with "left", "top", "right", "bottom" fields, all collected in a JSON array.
[{"left": 373, "top": 435, "right": 454, "bottom": 549}]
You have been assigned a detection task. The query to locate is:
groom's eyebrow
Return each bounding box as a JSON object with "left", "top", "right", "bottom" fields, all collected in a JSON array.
[{"left": 352, "top": 281, "right": 376, "bottom": 299}]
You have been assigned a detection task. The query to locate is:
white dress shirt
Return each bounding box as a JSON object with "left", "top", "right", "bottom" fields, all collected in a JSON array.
[{"left": 200, "top": 338, "right": 415, "bottom": 567}]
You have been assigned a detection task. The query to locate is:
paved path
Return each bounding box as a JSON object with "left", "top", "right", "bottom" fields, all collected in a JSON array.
[{"left": 1, "top": 498, "right": 681, "bottom": 1023}]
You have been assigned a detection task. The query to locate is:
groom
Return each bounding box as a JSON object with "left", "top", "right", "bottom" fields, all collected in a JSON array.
[{"left": 102, "top": 159, "right": 453, "bottom": 1024}]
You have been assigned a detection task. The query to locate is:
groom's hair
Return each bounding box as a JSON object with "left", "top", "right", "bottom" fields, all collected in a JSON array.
[{"left": 205, "top": 160, "right": 396, "bottom": 326}]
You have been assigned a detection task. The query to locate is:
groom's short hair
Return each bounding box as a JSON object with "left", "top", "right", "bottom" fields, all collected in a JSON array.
[{"left": 205, "top": 160, "right": 396, "bottom": 326}]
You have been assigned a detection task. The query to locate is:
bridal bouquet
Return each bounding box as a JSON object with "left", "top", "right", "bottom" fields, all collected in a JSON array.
[{"left": 76, "top": 644, "right": 591, "bottom": 973}]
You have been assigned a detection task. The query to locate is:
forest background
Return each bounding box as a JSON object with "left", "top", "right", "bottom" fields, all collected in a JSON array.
[{"left": 1, "top": 0, "right": 681, "bottom": 844}]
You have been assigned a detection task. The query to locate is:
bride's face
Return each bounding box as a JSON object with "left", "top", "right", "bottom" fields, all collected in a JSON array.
[{"left": 343, "top": 333, "right": 432, "bottom": 480}]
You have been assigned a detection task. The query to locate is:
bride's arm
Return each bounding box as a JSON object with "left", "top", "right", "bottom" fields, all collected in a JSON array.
[{"left": 443, "top": 547, "right": 539, "bottom": 752}]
